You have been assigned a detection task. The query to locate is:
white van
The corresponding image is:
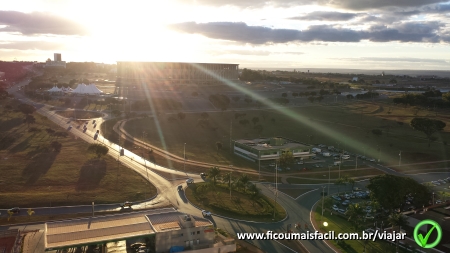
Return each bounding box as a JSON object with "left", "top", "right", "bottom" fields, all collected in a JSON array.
[
  {"left": 322, "top": 152, "right": 331, "bottom": 157},
  {"left": 341, "top": 155, "right": 350, "bottom": 160}
]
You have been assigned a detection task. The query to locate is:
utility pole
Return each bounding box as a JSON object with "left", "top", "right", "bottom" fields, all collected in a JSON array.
[
  {"left": 274, "top": 162, "right": 278, "bottom": 219},
  {"left": 399, "top": 150, "right": 401, "bottom": 166},
  {"left": 229, "top": 121, "right": 232, "bottom": 154},
  {"left": 184, "top": 143, "right": 186, "bottom": 173},
  {"left": 321, "top": 186, "right": 325, "bottom": 219},
  {"left": 258, "top": 150, "right": 261, "bottom": 181},
  {"left": 355, "top": 155, "right": 358, "bottom": 171},
  {"left": 328, "top": 165, "right": 331, "bottom": 196}
]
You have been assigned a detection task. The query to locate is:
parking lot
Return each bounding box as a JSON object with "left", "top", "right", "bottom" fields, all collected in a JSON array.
[{"left": 260, "top": 144, "right": 379, "bottom": 172}]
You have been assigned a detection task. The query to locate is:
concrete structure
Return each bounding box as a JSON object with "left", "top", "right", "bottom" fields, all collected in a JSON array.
[
  {"left": 44, "top": 208, "right": 235, "bottom": 253},
  {"left": 117, "top": 61, "right": 239, "bottom": 86},
  {"left": 45, "top": 53, "right": 66, "bottom": 68},
  {"left": 54, "top": 53, "right": 62, "bottom": 62},
  {"left": 233, "top": 137, "right": 312, "bottom": 162}
]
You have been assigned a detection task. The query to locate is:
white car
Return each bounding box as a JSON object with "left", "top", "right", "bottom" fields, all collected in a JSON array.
[
  {"left": 332, "top": 205, "right": 339, "bottom": 211},
  {"left": 202, "top": 210, "right": 212, "bottom": 217},
  {"left": 186, "top": 178, "right": 194, "bottom": 184}
]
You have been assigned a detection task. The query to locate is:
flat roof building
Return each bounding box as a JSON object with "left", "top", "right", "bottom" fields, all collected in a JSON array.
[
  {"left": 44, "top": 208, "right": 235, "bottom": 253},
  {"left": 117, "top": 61, "right": 239, "bottom": 87},
  {"left": 233, "top": 137, "right": 313, "bottom": 162}
]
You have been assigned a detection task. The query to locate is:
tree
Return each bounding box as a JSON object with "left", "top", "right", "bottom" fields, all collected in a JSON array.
[
  {"left": 23, "top": 115, "right": 36, "bottom": 128},
  {"left": 238, "top": 174, "right": 251, "bottom": 192},
  {"left": 388, "top": 213, "right": 409, "bottom": 231},
  {"left": 347, "top": 178, "right": 356, "bottom": 192},
  {"left": 410, "top": 118, "right": 446, "bottom": 146},
  {"left": 281, "top": 93, "right": 287, "bottom": 98},
  {"left": 278, "top": 151, "right": 294, "bottom": 168},
  {"left": 346, "top": 203, "right": 365, "bottom": 230},
  {"left": 18, "top": 103, "right": 36, "bottom": 115},
  {"left": 247, "top": 183, "right": 260, "bottom": 198},
  {"left": 308, "top": 96, "right": 315, "bottom": 103},
  {"left": 334, "top": 177, "right": 346, "bottom": 194},
  {"left": 251, "top": 117, "right": 259, "bottom": 125},
  {"left": 87, "top": 143, "right": 109, "bottom": 158},
  {"left": 443, "top": 92, "right": 450, "bottom": 102},
  {"left": 317, "top": 96, "right": 324, "bottom": 103},
  {"left": 50, "top": 141, "right": 62, "bottom": 152},
  {"left": 208, "top": 166, "right": 221, "bottom": 186},
  {"left": 371, "top": 129, "right": 382, "bottom": 137},
  {"left": 177, "top": 112, "right": 186, "bottom": 120}
]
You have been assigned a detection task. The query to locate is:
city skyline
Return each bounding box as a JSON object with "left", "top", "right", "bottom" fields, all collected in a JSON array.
[{"left": 1, "top": 0, "right": 450, "bottom": 70}]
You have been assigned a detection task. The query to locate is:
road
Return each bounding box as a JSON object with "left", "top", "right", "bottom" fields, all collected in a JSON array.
[{"left": 4, "top": 75, "right": 449, "bottom": 253}]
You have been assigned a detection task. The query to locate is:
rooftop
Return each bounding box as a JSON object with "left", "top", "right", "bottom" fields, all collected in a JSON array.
[
  {"left": 235, "top": 137, "right": 310, "bottom": 151},
  {"left": 45, "top": 208, "right": 212, "bottom": 250}
]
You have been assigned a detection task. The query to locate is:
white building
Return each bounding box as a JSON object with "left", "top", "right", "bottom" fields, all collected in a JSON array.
[{"left": 45, "top": 53, "right": 66, "bottom": 68}]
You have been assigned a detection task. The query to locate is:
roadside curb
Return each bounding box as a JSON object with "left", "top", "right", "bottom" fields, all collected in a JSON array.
[{"left": 182, "top": 185, "right": 289, "bottom": 224}]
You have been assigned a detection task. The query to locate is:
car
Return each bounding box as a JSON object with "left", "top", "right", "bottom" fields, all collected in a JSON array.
[
  {"left": 200, "top": 173, "right": 207, "bottom": 177},
  {"left": 297, "top": 161, "right": 304, "bottom": 165},
  {"left": 286, "top": 167, "right": 291, "bottom": 170},
  {"left": 186, "top": 178, "right": 194, "bottom": 184},
  {"left": 202, "top": 210, "right": 212, "bottom": 217},
  {"left": 93, "top": 124, "right": 97, "bottom": 128},
  {"left": 338, "top": 209, "right": 346, "bottom": 214},
  {"left": 177, "top": 185, "right": 183, "bottom": 191},
  {"left": 269, "top": 163, "right": 275, "bottom": 167},
  {"left": 369, "top": 158, "right": 376, "bottom": 162},
  {"left": 342, "top": 201, "right": 350, "bottom": 206},
  {"left": 83, "top": 128, "right": 87, "bottom": 133},
  {"left": 130, "top": 243, "right": 145, "bottom": 250},
  {"left": 96, "top": 130, "right": 99, "bottom": 134},
  {"left": 365, "top": 214, "right": 374, "bottom": 219},
  {"left": 92, "top": 120, "right": 96, "bottom": 124},
  {"left": 120, "top": 201, "right": 133, "bottom": 208},
  {"left": 436, "top": 200, "right": 443, "bottom": 204},
  {"left": 67, "top": 125, "right": 72, "bottom": 130},
  {"left": 332, "top": 205, "right": 339, "bottom": 211},
  {"left": 8, "top": 207, "right": 20, "bottom": 214},
  {"left": 332, "top": 195, "right": 341, "bottom": 201}
]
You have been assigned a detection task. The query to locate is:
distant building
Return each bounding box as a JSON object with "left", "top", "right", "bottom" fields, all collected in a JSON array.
[
  {"left": 54, "top": 53, "right": 62, "bottom": 62},
  {"left": 352, "top": 77, "right": 358, "bottom": 82},
  {"left": 117, "top": 61, "right": 239, "bottom": 86},
  {"left": 45, "top": 53, "right": 66, "bottom": 68},
  {"left": 44, "top": 208, "right": 236, "bottom": 253},
  {"left": 233, "top": 137, "right": 312, "bottom": 162}
]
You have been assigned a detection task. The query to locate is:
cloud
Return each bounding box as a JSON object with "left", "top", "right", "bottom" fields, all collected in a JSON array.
[
  {"left": 0, "top": 11, "right": 88, "bottom": 35},
  {"left": 168, "top": 21, "right": 449, "bottom": 44},
  {"left": 335, "top": 57, "right": 450, "bottom": 63},
  {"left": 289, "top": 11, "right": 360, "bottom": 21},
  {"left": 209, "top": 49, "right": 304, "bottom": 56},
  {"left": 176, "top": 0, "right": 446, "bottom": 10},
  {"left": 0, "top": 41, "right": 65, "bottom": 50}
]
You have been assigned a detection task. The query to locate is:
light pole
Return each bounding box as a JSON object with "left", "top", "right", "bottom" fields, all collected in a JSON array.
[
  {"left": 355, "top": 155, "right": 358, "bottom": 171},
  {"left": 273, "top": 162, "right": 278, "bottom": 219},
  {"left": 258, "top": 150, "right": 261, "bottom": 181},
  {"left": 377, "top": 145, "right": 381, "bottom": 163},
  {"left": 321, "top": 186, "right": 326, "bottom": 219},
  {"left": 328, "top": 165, "right": 331, "bottom": 196},
  {"left": 399, "top": 150, "right": 401, "bottom": 166},
  {"left": 184, "top": 143, "right": 186, "bottom": 173}
]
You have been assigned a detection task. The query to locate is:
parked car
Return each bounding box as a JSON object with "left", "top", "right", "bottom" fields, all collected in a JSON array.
[
  {"left": 202, "top": 210, "right": 212, "bottom": 217},
  {"left": 200, "top": 173, "right": 207, "bottom": 177},
  {"left": 332, "top": 195, "right": 341, "bottom": 201},
  {"left": 338, "top": 209, "right": 346, "bottom": 214},
  {"left": 67, "top": 125, "right": 72, "bottom": 130},
  {"left": 177, "top": 185, "right": 183, "bottom": 191},
  {"left": 186, "top": 178, "right": 194, "bottom": 184},
  {"left": 332, "top": 205, "right": 339, "bottom": 211},
  {"left": 365, "top": 214, "right": 374, "bottom": 219},
  {"left": 120, "top": 201, "right": 133, "bottom": 208},
  {"left": 8, "top": 207, "right": 20, "bottom": 214}
]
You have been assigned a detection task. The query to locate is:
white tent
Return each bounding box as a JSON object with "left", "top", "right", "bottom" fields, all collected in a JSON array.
[
  {"left": 47, "top": 86, "right": 62, "bottom": 93},
  {"left": 72, "top": 83, "right": 103, "bottom": 95}
]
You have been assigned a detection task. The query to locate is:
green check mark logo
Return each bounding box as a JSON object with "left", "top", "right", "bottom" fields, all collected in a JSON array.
[
  {"left": 414, "top": 219, "right": 443, "bottom": 249},
  {"left": 417, "top": 224, "right": 436, "bottom": 247}
]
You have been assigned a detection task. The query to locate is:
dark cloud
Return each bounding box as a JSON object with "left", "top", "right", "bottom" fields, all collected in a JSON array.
[
  {"left": 168, "top": 21, "right": 449, "bottom": 44},
  {"left": 0, "top": 41, "right": 64, "bottom": 50},
  {"left": 176, "top": 0, "right": 446, "bottom": 10},
  {"left": 289, "top": 11, "right": 360, "bottom": 21},
  {"left": 329, "top": 0, "right": 445, "bottom": 10},
  {"left": 0, "top": 11, "right": 88, "bottom": 35}
]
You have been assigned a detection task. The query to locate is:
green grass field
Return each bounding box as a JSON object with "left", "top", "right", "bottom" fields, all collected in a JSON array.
[
  {"left": 123, "top": 101, "right": 450, "bottom": 173},
  {"left": 185, "top": 182, "right": 286, "bottom": 222},
  {"left": 0, "top": 100, "right": 157, "bottom": 208}
]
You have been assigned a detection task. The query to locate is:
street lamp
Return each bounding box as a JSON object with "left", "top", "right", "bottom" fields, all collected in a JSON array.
[
  {"left": 399, "top": 150, "right": 402, "bottom": 166},
  {"left": 321, "top": 186, "right": 326, "bottom": 221},
  {"left": 328, "top": 165, "right": 331, "bottom": 196}
]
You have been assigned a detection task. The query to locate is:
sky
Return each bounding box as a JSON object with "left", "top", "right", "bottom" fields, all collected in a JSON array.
[{"left": 1, "top": 0, "right": 450, "bottom": 70}]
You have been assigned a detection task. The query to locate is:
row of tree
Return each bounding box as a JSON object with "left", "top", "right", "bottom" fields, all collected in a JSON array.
[{"left": 393, "top": 92, "right": 450, "bottom": 108}]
